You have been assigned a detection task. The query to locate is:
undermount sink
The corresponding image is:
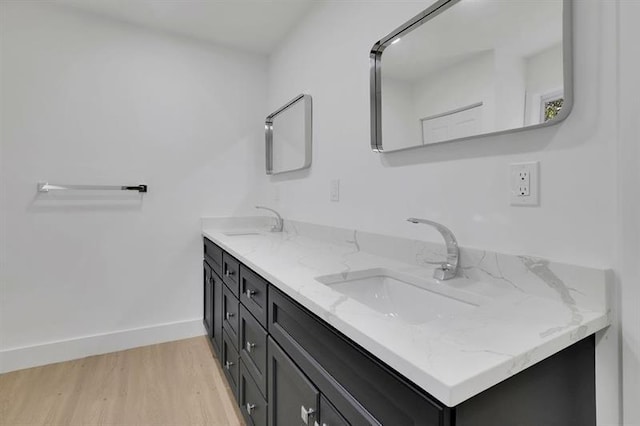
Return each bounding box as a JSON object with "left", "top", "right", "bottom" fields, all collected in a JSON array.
[
  {"left": 315, "top": 268, "right": 481, "bottom": 325},
  {"left": 222, "top": 231, "right": 262, "bottom": 236}
]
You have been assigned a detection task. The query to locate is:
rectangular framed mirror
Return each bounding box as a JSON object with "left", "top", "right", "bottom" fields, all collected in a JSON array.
[
  {"left": 265, "top": 94, "right": 312, "bottom": 175},
  {"left": 370, "top": 0, "right": 573, "bottom": 152}
]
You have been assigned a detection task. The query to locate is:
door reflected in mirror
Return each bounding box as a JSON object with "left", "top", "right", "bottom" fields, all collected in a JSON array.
[{"left": 370, "top": 0, "right": 572, "bottom": 152}]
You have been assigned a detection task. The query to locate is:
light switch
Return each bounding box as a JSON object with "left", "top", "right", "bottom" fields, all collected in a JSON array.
[{"left": 330, "top": 179, "right": 340, "bottom": 202}]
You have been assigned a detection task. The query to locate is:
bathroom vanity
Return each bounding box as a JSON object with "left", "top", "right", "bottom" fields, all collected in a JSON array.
[{"left": 202, "top": 218, "right": 610, "bottom": 426}]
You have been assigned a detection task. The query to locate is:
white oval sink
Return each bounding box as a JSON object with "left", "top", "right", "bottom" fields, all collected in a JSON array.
[
  {"left": 315, "top": 268, "right": 481, "bottom": 325},
  {"left": 222, "top": 231, "right": 261, "bottom": 237}
]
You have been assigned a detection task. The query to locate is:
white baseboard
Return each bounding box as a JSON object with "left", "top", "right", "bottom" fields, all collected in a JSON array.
[{"left": 0, "top": 319, "right": 206, "bottom": 374}]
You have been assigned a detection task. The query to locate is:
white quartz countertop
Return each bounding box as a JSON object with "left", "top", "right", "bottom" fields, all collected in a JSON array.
[{"left": 202, "top": 218, "right": 610, "bottom": 407}]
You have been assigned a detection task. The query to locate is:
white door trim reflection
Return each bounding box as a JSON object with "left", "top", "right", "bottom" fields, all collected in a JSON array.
[{"left": 420, "top": 102, "right": 483, "bottom": 145}]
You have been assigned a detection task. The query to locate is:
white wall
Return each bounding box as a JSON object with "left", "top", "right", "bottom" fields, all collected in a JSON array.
[
  {"left": 493, "top": 50, "right": 526, "bottom": 131},
  {"left": 266, "top": 0, "right": 616, "bottom": 269},
  {"left": 265, "top": 1, "right": 620, "bottom": 424},
  {"left": 271, "top": 100, "right": 307, "bottom": 173},
  {"left": 618, "top": 1, "right": 640, "bottom": 425},
  {"left": 385, "top": 48, "right": 529, "bottom": 148},
  {"left": 524, "top": 43, "right": 564, "bottom": 125},
  {"left": 381, "top": 76, "right": 421, "bottom": 150},
  {"left": 412, "top": 51, "right": 495, "bottom": 135},
  {"left": 525, "top": 43, "right": 564, "bottom": 95},
  {"left": 0, "top": 2, "right": 266, "bottom": 370}
]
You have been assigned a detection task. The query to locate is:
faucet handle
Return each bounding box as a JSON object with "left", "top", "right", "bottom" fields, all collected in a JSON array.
[{"left": 434, "top": 264, "right": 456, "bottom": 281}]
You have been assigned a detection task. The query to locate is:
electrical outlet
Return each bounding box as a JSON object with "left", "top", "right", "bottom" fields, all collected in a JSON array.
[
  {"left": 510, "top": 162, "right": 539, "bottom": 206},
  {"left": 517, "top": 169, "right": 530, "bottom": 196},
  {"left": 330, "top": 179, "right": 340, "bottom": 202}
]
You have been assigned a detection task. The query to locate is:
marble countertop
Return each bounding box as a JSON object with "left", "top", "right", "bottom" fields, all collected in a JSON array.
[{"left": 202, "top": 217, "right": 611, "bottom": 407}]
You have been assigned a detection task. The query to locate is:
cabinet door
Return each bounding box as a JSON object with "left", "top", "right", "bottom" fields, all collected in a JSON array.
[
  {"left": 212, "top": 268, "right": 223, "bottom": 354},
  {"left": 268, "top": 337, "right": 319, "bottom": 426},
  {"left": 203, "top": 261, "right": 213, "bottom": 338},
  {"left": 318, "top": 396, "right": 349, "bottom": 426}
]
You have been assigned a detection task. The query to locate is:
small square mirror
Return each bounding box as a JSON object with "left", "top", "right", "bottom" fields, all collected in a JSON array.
[{"left": 265, "top": 94, "right": 312, "bottom": 175}]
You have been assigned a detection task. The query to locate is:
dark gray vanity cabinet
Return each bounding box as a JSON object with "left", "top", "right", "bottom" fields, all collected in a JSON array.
[
  {"left": 206, "top": 238, "right": 271, "bottom": 418},
  {"left": 202, "top": 238, "right": 596, "bottom": 426},
  {"left": 453, "top": 333, "right": 596, "bottom": 426}
]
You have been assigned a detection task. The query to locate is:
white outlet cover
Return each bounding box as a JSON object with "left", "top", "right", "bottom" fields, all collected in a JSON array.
[{"left": 510, "top": 162, "right": 539, "bottom": 206}]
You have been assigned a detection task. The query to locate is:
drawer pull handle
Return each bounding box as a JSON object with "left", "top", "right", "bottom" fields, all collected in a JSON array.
[
  {"left": 225, "top": 269, "right": 235, "bottom": 277},
  {"left": 224, "top": 361, "right": 234, "bottom": 370},
  {"left": 301, "top": 406, "right": 315, "bottom": 425},
  {"left": 246, "top": 403, "right": 256, "bottom": 415},
  {"left": 246, "top": 341, "right": 256, "bottom": 353},
  {"left": 225, "top": 312, "right": 235, "bottom": 320},
  {"left": 245, "top": 289, "right": 256, "bottom": 299}
]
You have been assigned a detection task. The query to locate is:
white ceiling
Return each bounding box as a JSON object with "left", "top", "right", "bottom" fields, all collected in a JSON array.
[{"left": 55, "top": 0, "right": 316, "bottom": 54}]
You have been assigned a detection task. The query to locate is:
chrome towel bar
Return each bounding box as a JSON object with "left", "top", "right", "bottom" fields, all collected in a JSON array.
[{"left": 37, "top": 182, "right": 148, "bottom": 193}]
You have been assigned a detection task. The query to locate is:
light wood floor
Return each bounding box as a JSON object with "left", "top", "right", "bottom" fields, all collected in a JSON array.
[{"left": 0, "top": 336, "right": 245, "bottom": 426}]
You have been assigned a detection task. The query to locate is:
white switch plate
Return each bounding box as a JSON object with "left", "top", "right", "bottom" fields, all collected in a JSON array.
[
  {"left": 510, "top": 162, "right": 539, "bottom": 206},
  {"left": 330, "top": 179, "right": 340, "bottom": 202}
]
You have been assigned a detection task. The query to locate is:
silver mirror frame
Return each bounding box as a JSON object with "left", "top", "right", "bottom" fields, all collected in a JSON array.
[
  {"left": 369, "top": 0, "right": 574, "bottom": 153},
  {"left": 265, "top": 94, "right": 313, "bottom": 175}
]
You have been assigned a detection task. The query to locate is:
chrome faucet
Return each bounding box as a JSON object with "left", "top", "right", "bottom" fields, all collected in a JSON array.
[
  {"left": 255, "top": 206, "right": 283, "bottom": 232},
  {"left": 407, "top": 218, "right": 459, "bottom": 280}
]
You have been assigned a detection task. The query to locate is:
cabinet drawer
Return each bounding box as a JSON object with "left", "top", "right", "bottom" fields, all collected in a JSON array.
[
  {"left": 240, "top": 361, "right": 268, "bottom": 426},
  {"left": 269, "top": 286, "right": 447, "bottom": 426},
  {"left": 240, "top": 305, "right": 267, "bottom": 397},
  {"left": 240, "top": 266, "right": 268, "bottom": 327},
  {"left": 222, "top": 253, "right": 240, "bottom": 295},
  {"left": 223, "top": 285, "right": 240, "bottom": 349},
  {"left": 320, "top": 395, "right": 349, "bottom": 426},
  {"left": 203, "top": 238, "right": 223, "bottom": 277},
  {"left": 222, "top": 329, "right": 239, "bottom": 400}
]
